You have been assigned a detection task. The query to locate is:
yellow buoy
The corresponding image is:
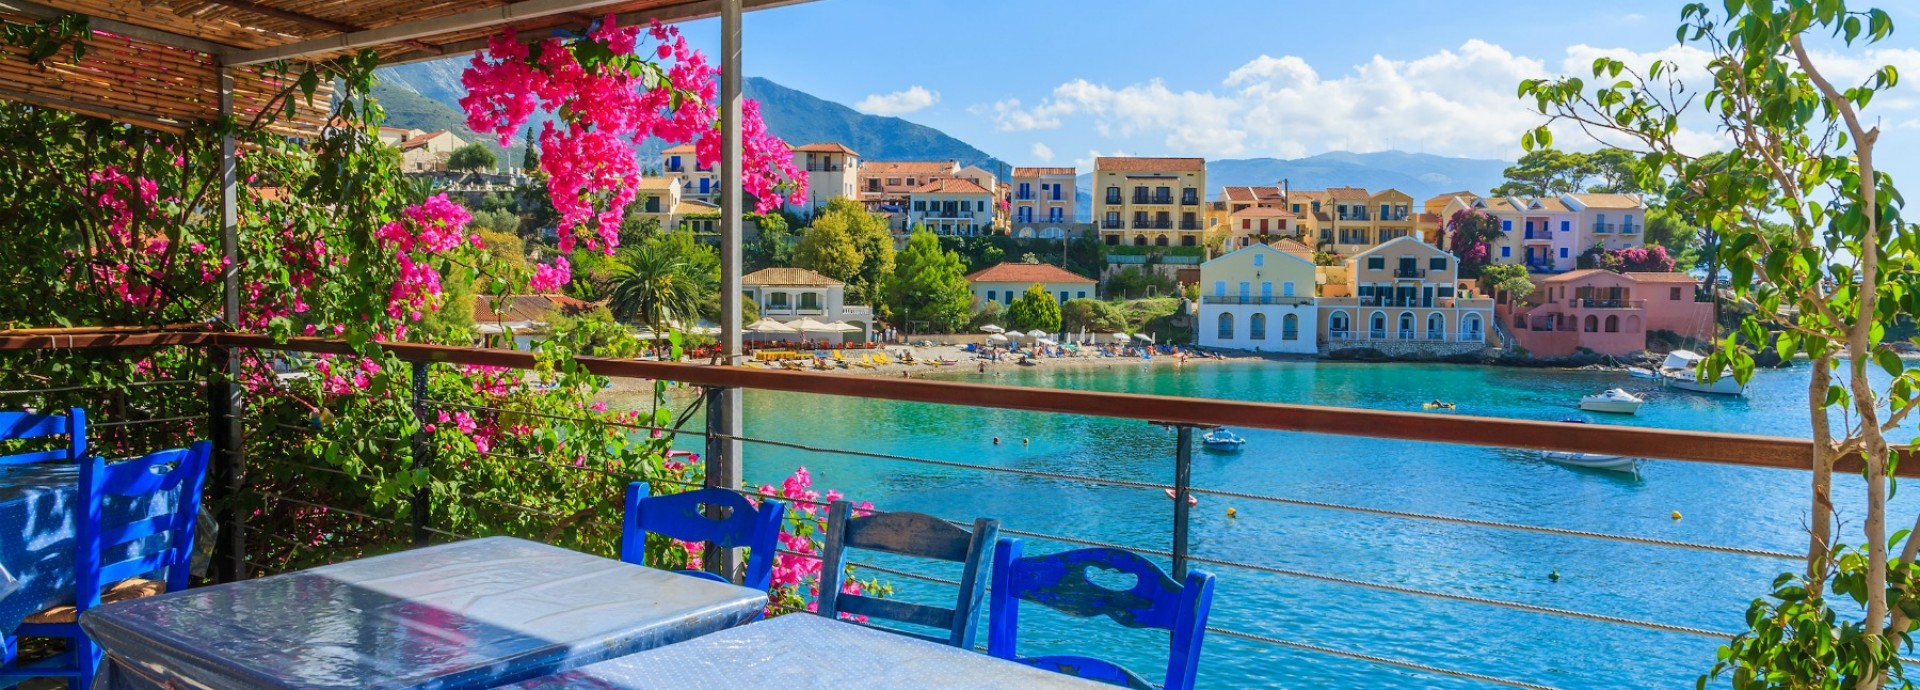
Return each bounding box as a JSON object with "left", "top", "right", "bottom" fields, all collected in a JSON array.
[
  {"left": 1671, "top": 510, "right": 1683, "bottom": 520},
  {"left": 1227, "top": 507, "right": 1238, "bottom": 519}
]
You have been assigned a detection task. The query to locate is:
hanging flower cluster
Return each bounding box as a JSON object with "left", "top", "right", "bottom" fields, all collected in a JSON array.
[
  {"left": 460, "top": 16, "right": 805, "bottom": 254},
  {"left": 374, "top": 193, "right": 480, "bottom": 335},
  {"left": 83, "top": 165, "right": 223, "bottom": 310},
  {"left": 756, "top": 466, "right": 881, "bottom": 617}
]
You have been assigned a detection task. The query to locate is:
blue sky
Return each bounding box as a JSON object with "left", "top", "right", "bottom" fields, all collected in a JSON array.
[{"left": 672, "top": 0, "right": 1920, "bottom": 178}]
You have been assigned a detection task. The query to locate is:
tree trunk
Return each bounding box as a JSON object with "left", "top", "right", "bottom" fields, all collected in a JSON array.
[{"left": 1807, "top": 357, "right": 1834, "bottom": 589}]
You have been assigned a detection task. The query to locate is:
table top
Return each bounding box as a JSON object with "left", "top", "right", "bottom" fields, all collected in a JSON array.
[
  {"left": 495, "top": 614, "right": 1114, "bottom": 690},
  {"left": 81, "top": 537, "right": 768, "bottom": 690}
]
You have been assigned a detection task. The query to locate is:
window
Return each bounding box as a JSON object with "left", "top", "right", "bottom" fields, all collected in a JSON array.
[
  {"left": 1059, "top": 291, "right": 1069, "bottom": 303},
  {"left": 1250, "top": 313, "right": 1267, "bottom": 340},
  {"left": 1605, "top": 315, "right": 1619, "bottom": 333},
  {"left": 1217, "top": 313, "right": 1234, "bottom": 339},
  {"left": 1002, "top": 292, "right": 1013, "bottom": 306},
  {"left": 1370, "top": 312, "right": 1387, "bottom": 339},
  {"left": 1282, "top": 281, "right": 1295, "bottom": 297},
  {"left": 1242, "top": 219, "right": 1251, "bottom": 229},
  {"left": 1282, "top": 314, "right": 1299, "bottom": 340},
  {"left": 1253, "top": 254, "right": 1265, "bottom": 267},
  {"left": 887, "top": 177, "right": 900, "bottom": 185},
  {"left": 1502, "top": 220, "right": 1512, "bottom": 232},
  {"left": 978, "top": 201, "right": 986, "bottom": 211},
  {"left": 767, "top": 293, "right": 790, "bottom": 309},
  {"left": 1429, "top": 257, "right": 1447, "bottom": 270},
  {"left": 799, "top": 293, "right": 822, "bottom": 311},
  {"left": 1237, "top": 281, "right": 1250, "bottom": 297},
  {"left": 985, "top": 290, "right": 997, "bottom": 303},
  {"left": 1427, "top": 313, "right": 1445, "bottom": 341},
  {"left": 1560, "top": 220, "right": 1570, "bottom": 232},
  {"left": 906, "top": 177, "right": 917, "bottom": 186},
  {"left": 1438, "top": 285, "right": 1455, "bottom": 297},
  {"left": 1501, "top": 246, "right": 1511, "bottom": 258},
  {"left": 1106, "top": 186, "right": 1120, "bottom": 203},
  {"left": 1214, "top": 281, "right": 1226, "bottom": 296},
  {"left": 1671, "top": 287, "right": 1683, "bottom": 300},
  {"left": 1292, "top": 203, "right": 1301, "bottom": 213},
  {"left": 1367, "top": 257, "right": 1385, "bottom": 270},
  {"left": 1077, "top": 291, "right": 1087, "bottom": 299},
  {"left": 913, "top": 201, "right": 925, "bottom": 211},
  {"left": 1559, "top": 247, "right": 1569, "bottom": 258},
  {"left": 1584, "top": 315, "right": 1599, "bottom": 332},
  {"left": 1260, "top": 282, "right": 1272, "bottom": 299}
]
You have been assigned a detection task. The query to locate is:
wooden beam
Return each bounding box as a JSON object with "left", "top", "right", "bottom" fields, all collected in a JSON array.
[
  {"left": 195, "top": 0, "right": 442, "bottom": 56},
  {"left": 221, "top": 0, "right": 648, "bottom": 66},
  {"left": 374, "top": 0, "right": 814, "bottom": 66},
  {"left": 0, "top": 0, "right": 232, "bottom": 54}
]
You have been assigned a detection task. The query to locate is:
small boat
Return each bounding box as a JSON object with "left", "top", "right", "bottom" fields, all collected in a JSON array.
[
  {"left": 1540, "top": 450, "right": 1642, "bottom": 474},
  {"left": 1627, "top": 367, "right": 1660, "bottom": 380},
  {"left": 1202, "top": 428, "right": 1246, "bottom": 451},
  {"left": 1163, "top": 488, "right": 1198, "bottom": 505},
  {"left": 1579, "top": 388, "right": 1644, "bottom": 414},
  {"left": 1422, "top": 400, "right": 1456, "bottom": 410},
  {"left": 1659, "top": 350, "right": 1745, "bottom": 396}
]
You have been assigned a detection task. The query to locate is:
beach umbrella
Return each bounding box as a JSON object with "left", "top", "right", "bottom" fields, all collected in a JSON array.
[
  {"left": 1112, "top": 332, "right": 1132, "bottom": 342},
  {"left": 745, "top": 319, "right": 794, "bottom": 333},
  {"left": 1026, "top": 329, "right": 1048, "bottom": 338},
  {"left": 1135, "top": 333, "right": 1155, "bottom": 343},
  {"left": 987, "top": 333, "right": 1009, "bottom": 343},
  {"left": 786, "top": 317, "right": 834, "bottom": 339},
  {"left": 824, "top": 321, "right": 862, "bottom": 333},
  {"left": 980, "top": 325, "right": 1005, "bottom": 333},
  {"left": 1038, "top": 338, "right": 1057, "bottom": 346}
]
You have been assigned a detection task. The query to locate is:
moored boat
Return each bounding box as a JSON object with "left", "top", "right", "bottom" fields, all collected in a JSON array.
[
  {"left": 1540, "top": 450, "right": 1642, "bottom": 474},
  {"left": 1163, "top": 488, "right": 1199, "bottom": 505},
  {"left": 1202, "top": 427, "right": 1246, "bottom": 451},
  {"left": 1578, "top": 388, "right": 1644, "bottom": 414},
  {"left": 1659, "top": 350, "right": 1745, "bottom": 396},
  {"left": 1627, "top": 367, "right": 1660, "bottom": 380}
]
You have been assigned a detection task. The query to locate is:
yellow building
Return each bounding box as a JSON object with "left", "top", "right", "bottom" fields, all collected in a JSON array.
[
  {"left": 1092, "top": 157, "right": 1206, "bottom": 248},
  {"left": 1315, "top": 237, "right": 1493, "bottom": 353},
  {"left": 632, "top": 176, "right": 720, "bottom": 234},
  {"left": 1222, "top": 185, "right": 1421, "bottom": 258},
  {"left": 1197, "top": 243, "right": 1318, "bottom": 353}
]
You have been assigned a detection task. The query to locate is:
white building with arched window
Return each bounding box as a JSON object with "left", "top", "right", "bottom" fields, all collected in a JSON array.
[{"left": 1196, "top": 243, "right": 1317, "bottom": 354}]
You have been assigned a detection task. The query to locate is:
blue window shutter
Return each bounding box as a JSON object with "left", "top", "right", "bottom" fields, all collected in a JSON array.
[{"left": 1501, "top": 246, "right": 1511, "bottom": 258}]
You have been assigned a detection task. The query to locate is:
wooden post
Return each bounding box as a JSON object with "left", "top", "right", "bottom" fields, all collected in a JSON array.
[
  {"left": 705, "top": 0, "right": 745, "bottom": 580},
  {"left": 1171, "top": 424, "right": 1194, "bottom": 580},
  {"left": 409, "top": 361, "right": 431, "bottom": 546}
]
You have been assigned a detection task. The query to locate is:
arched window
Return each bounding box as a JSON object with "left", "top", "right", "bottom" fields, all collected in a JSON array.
[
  {"left": 1217, "top": 312, "right": 1234, "bottom": 340},
  {"left": 1605, "top": 315, "right": 1619, "bottom": 333},
  {"left": 1282, "top": 313, "right": 1299, "bottom": 340},
  {"left": 1626, "top": 315, "right": 1642, "bottom": 333},
  {"left": 1154, "top": 235, "right": 1170, "bottom": 247},
  {"left": 1463, "top": 313, "right": 1484, "bottom": 340},
  {"left": 1584, "top": 315, "right": 1599, "bottom": 332},
  {"left": 1250, "top": 313, "right": 1267, "bottom": 340},
  {"left": 1427, "top": 313, "right": 1445, "bottom": 341},
  {"left": 1329, "top": 311, "right": 1351, "bottom": 339},
  {"left": 1369, "top": 311, "right": 1387, "bottom": 339},
  {"left": 1398, "top": 312, "right": 1415, "bottom": 339},
  {"left": 1132, "top": 235, "right": 1147, "bottom": 246}
]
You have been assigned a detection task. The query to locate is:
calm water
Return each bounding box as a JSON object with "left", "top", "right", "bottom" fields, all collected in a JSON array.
[{"left": 679, "top": 360, "right": 1915, "bottom": 689}]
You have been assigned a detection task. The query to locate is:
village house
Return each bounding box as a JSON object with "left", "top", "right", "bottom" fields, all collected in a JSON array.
[
  {"left": 965, "top": 262, "right": 1096, "bottom": 308},
  {"left": 1315, "top": 237, "right": 1493, "bottom": 356},
  {"left": 1197, "top": 243, "right": 1319, "bottom": 354},
  {"left": 1502, "top": 270, "right": 1713, "bottom": 357},
  {"left": 741, "top": 268, "right": 874, "bottom": 343}
]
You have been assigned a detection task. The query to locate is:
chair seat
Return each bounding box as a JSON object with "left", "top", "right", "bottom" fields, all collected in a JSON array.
[{"left": 22, "top": 578, "right": 166, "bottom": 624}]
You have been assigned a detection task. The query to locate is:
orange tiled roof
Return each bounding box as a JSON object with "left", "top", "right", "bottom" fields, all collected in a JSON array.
[
  {"left": 1624, "top": 272, "right": 1700, "bottom": 283},
  {"left": 474, "top": 294, "right": 591, "bottom": 323},
  {"left": 1012, "top": 167, "right": 1076, "bottom": 176},
  {"left": 1094, "top": 157, "right": 1205, "bottom": 172},
  {"left": 792, "top": 142, "right": 858, "bottom": 155},
  {"left": 1566, "top": 193, "right": 1644, "bottom": 209},
  {"left": 911, "top": 178, "right": 991, "bottom": 195},
  {"left": 1221, "top": 185, "right": 1285, "bottom": 203},
  {"left": 1233, "top": 207, "right": 1294, "bottom": 218},
  {"left": 743, "top": 268, "right": 842, "bottom": 287},
  {"left": 1539, "top": 269, "right": 1619, "bottom": 283},
  {"left": 1326, "top": 186, "right": 1370, "bottom": 201},
  {"left": 398, "top": 130, "right": 448, "bottom": 150},
  {"left": 662, "top": 144, "right": 697, "bottom": 155},
  {"left": 1269, "top": 237, "right": 1315, "bottom": 254},
  {"left": 864, "top": 161, "right": 958, "bottom": 174},
  {"left": 965, "top": 262, "right": 1095, "bottom": 284}
]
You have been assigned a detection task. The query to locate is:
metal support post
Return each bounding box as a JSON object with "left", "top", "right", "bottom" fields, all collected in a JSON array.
[
  {"left": 409, "top": 361, "right": 431, "bottom": 546},
  {"left": 707, "top": 0, "right": 745, "bottom": 580},
  {"left": 702, "top": 386, "right": 742, "bottom": 580},
  {"left": 1171, "top": 424, "right": 1195, "bottom": 580},
  {"left": 208, "top": 64, "right": 246, "bottom": 583}
]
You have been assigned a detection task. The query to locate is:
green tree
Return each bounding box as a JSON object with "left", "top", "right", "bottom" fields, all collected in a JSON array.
[
  {"left": 1103, "top": 266, "right": 1175, "bottom": 300},
  {"left": 1005, "top": 283, "right": 1062, "bottom": 333},
  {"left": 884, "top": 229, "right": 972, "bottom": 333},
  {"left": 794, "top": 212, "right": 863, "bottom": 284},
  {"left": 1584, "top": 147, "right": 1642, "bottom": 194},
  {"left": 1476, "top": 263, "right": 1534, "bottom": 308},
  {"left": 447, "top": 142, "right": 497, "bottom": 172},
  {"left": 1641, "top": 206, "right": 1700, "bottom": 268},
  {"left": 826, "top": 198, "right": 895, "bottom": 305},
  {"left": 605, "top": 243, "right": 704, "bottom": 336},
  {"left": 520, "top": 128, "right": 540, "bottom": 173},
  {"left": 1060, "top": 298, "right": 1127, "bottom": 333},
  {"left": 1490, "top": 148, "right": 1596, "bottom": 197},
  {"left": 1520, "top": 2, "right": 1912, "bottom": 685}
]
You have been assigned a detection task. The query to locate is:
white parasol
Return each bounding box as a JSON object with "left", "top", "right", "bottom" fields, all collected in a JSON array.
[
  {"left": 980, "top": 325, "right": 1005, "bottom": 333},
  {"left": 1112, "top": 332, "right": 1132, "bottom": 342},
  {"left": 1026, "top": 329, "right": 1049, "bottom": 338},
  {"left": 745, "top": 319, "right": 795, "bottom": 333},
  {"left": 987, "top": 333, "right": 1009, "bottom": 343},
  {"left": 1135, "top": 333, "right": 1155, "bottom": 343}
]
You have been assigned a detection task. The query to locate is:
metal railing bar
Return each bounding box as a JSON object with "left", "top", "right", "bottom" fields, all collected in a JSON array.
[
  {"left": 425, "top": 400, "right": 703, "bottom": 437},
  {"left": 1178, "top": 553, "right": 1731, "bottom": 639},
  {"left": 1186, "top": 486, "right": 1800, "bottom": 560},
  {"left": 456, "top": 492, "right": 568, "bottom": 520},
  {"left": 1205, "top": 626, "right": 1561, "bottom": 690},
  {"left": 472, "top": 450, "right": 651, "bottom": 482},
  {"left": 0, "top": 379, "right": 200, "bottom": 396},
  {"left": 92, "top": 415, "right": 202, "bottom": 428},
  {"left": 847, "top": 559, "right": 962, "bottom": 587},
  {"left": 706, "top": 432, "right": 1177, "bottom": 492},
  {"left": 254, "top": 456, "right": 355, "bottom": 478}
]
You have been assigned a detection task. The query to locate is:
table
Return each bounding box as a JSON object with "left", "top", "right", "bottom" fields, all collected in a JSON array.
[
  {"left": 0, "top": 462, "right": 173, "bottom": 634},
  {"left": 494, "top": 614, "right": 1114, "bottom": 690},
  {"left": 82, "top": 537, "right": 768, "bottom": 690}
]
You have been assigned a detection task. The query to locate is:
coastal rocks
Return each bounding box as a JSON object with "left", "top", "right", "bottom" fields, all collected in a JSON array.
[{"left": 1322, "top": 341, "right": 1490, "bottom": 361}]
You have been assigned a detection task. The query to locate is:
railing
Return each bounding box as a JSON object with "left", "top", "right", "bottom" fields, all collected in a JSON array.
[
  {"left": 1327, "top": 330, "right": 1486, "bottom": 344},
  {"left": 1134, "top": 220, "right": 1172, "bottom": 230},
  {"left": 1181, "top": 195, "right": 1199, "bottom": 206},
  {"left": 840, "top": 305, "right": 874, "bottom": 316},
  {"left": 1102, "top": 219, "right": 1124, "bottom": 229},
  {"left": 1105, "top": 194, "right": 1122, "bottom": 205},
  {"left": 1571, "top": 298, "right": 1646, "bottom": 309},
  {"left": 1179, "top": 221, "right": 1201, "bottom": 230},
  {"left": 1202, "top": 295, "right": 1313, "bottom": 305},
  {"left": 4, "top": 328, "right": 1910, "bottom": 690},
  {"left": 1523, "top": 230, "right": 1552, "bottom": 240},
  {"left": 1593, "top": 223, "right": 1617, "bottom": 233},
  {"left": 1394, "top": 268, "right": 1425, "bottom": 278},
  {"left": 1620, "top": 223, "right": 1639, "bottom": 234},
  {"left": 1338, "top": 211, "right": 1370, "bottom": 221}
]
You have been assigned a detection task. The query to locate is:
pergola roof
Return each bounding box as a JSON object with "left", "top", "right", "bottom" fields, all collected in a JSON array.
[{"left": 0, "top": 0, "right": 807, "bottom": 134}]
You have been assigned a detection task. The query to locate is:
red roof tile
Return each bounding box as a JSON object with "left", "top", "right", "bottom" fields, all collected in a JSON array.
[
  {"left": 965, "top": 262, "right": 1095, "bottom": 284},
  {"left": 1094, "top": 157, "right": 1205, "bottom": 172},
  {"left": 1012, "top": 167, "right": 1076, "bottom": 176},
  {"left": 864, "top": 161, "right": 958, "bottom": 174},
  {"left": 911, "top": 178, "right": 991, "bottom": 195},
  {"left": 792, "top": 142, "right": 858, "bottom": 155}
]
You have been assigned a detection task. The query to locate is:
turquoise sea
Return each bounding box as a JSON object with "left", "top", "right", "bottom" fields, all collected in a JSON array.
[{"left": 685, "top": 360, "right": 1917, "bottom": 689}]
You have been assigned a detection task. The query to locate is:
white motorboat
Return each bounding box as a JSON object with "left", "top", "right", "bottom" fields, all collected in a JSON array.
[
  {"left": 1540, "top": 450, "right": 1642, "bottom": 474},
  {"left": 1626, "top": 367, "right": 1661, "bottom": 380},
  {"left": 1659, "top": 350, "right": 1745, "bottom": 396},
  {"left": 1578, "top": 388, "right": 1644, "bottom": 414}
]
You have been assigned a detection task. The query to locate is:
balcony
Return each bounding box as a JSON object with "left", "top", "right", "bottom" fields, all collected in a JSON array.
[
  {"left": 1620, "top": 223, "right": 1639, "bottom": 234},
  {"left": 839, "top": 305, "right": 874, "bottom": 316},
  {"left": 1570, "top": 298, "right": 1647, "bottom": 309},
  {"left": 1179, "top": 220, "right": 1201, "bottom": 230},
  {"left": 1181, "top": 194, "right": 1200, "bottom": 206},
  {"left": 1102, "top": 219, "right": 1125, "bottom": 229},
  {"left": 1337, "top": 211, "right": 1370, "bottom": 221},
  {"left": 1134, "top": 220, "right": 1172, "bottom": 230},
  {"left": 0, "top": 327, "right": 1850, "bottom": 690},
  {"left": 1202, "top": 295, "right": 1314, "bottom": 305},
  {"left": 1105, "top": 194, "right": 1122, "bottom": 205},
  {"left": 1523, "top": 229, "right": 1552, "bottom": 241},
  {"left": 1592, "top": 223, "right": 1618, "bottom": 234},
  {"left": 1393, "top": 267, "right": 1426, "bottom": 279}
]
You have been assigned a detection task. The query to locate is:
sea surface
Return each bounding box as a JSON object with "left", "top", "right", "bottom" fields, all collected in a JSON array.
[{"left": 674, "top": 360, "right": 1917, "bottom": 689}]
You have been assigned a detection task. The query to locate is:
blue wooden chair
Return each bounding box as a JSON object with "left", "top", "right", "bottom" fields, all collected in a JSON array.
[
  {"left": 0, "top": 408, "right": 86, "bottom": 465},
  {"left": 0, "top": 440, "right": 210, "bottom": 688},
  {"left": 987, "top": 541, "right": 1217, "bottom": 690},
  {"left": 620, "top": 484, "right": 787, "bottom": 592},
  {"left": 817, "top": 500, "right": 998, "bottom": 648}
]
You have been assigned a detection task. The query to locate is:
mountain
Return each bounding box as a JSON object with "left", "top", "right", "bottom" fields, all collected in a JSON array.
[
  {"left": 1073, "top": 151, "right": 1510, "bottom": 218},
  {"left": 373, "top": 61, "right": 1003, "bottom": 170},
  {"left": 743, "top": 77, "right": 1004, "bottom": 170}
]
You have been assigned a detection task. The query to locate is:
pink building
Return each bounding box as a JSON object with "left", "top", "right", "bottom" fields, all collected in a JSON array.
[{"left": 1503, "top": 269, "right": 1713, "bottom": 357}]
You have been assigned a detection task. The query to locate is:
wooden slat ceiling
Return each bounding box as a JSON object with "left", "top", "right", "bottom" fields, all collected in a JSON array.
[{"left": 1, "top": 0, "right": 807, "bottom": 133}]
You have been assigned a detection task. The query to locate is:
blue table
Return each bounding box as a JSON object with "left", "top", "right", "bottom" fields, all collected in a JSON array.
[
  {"left": 495, "top": 614, "right": 1113, "bottom": 689},
  {"left": 81, "top": 537, "right": 768, "bottom": 690},
  {"left": 0, "top": 463, "right": 173, "bottom": 635}
]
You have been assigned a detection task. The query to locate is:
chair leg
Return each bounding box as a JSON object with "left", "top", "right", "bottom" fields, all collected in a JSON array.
[{"left": 77, "top": 636, "right": 99, "bottom": 690}]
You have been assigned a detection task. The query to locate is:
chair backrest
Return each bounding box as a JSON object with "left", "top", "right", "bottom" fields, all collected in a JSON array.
[
  {"left": 0, "top": 407, "right": 86, "bottom": 465},
  {"left": 75, "top": 441, "right": 210, "bottom": 614},
  {"left": 988, "top": 541, "right": 1217, "bottom": 690},
  {"left": 817, "top": 501, "right": 998, "bottom": 648},
  {"left": 620, "top": 485, "right": 787, "bottom": 592}
]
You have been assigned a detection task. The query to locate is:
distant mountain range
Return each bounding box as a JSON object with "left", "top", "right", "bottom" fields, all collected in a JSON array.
[{"left": 372, "top": 60, "right": 1507, "bottom": 209}]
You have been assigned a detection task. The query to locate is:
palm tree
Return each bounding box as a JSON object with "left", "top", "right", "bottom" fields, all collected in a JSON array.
[{"left": 604, "top": 244, "right": 703, "bottom": 337}]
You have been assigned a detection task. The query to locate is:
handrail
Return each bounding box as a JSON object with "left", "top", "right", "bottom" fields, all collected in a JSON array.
[{"left": 0, "top": 329, "right": 1903, "bottom": 476}]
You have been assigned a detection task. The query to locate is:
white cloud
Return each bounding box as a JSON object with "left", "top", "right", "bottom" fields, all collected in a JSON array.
[
  {"left": 1621, "top": 13, "right": 1647, "bottom": 22},
  {"left": 855, "top": 86, "right": 939, "bottom": 116},
  {"left": 985, "top": 39, "right": 1920, "bottom": 162},
  {"left": 1030, "top": 142, "right": 1054, "bottom": 162}
]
